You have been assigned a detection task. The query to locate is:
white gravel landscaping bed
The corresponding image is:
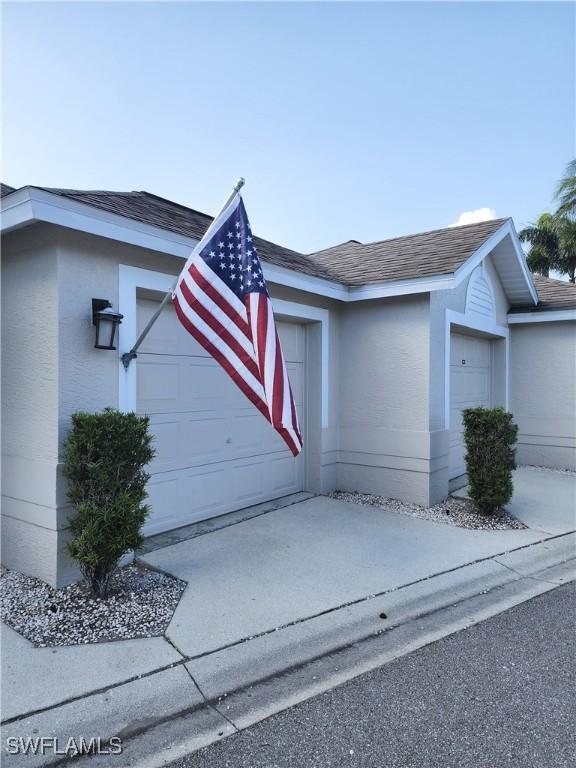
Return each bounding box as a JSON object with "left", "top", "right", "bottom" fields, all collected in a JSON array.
[
  {"left": 0, "top": 563, "right": 186, "bottom": 648},
  {"left": 328, "top": 492, "right": 526, "bottom": 530}
]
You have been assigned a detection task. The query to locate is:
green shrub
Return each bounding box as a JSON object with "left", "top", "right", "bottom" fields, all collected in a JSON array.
[
  {"left": 462, "top": 406, "right": 518, "bottom": 516},
  {"left": 62, "top": 408, "right": 155, "bottom": 598}
]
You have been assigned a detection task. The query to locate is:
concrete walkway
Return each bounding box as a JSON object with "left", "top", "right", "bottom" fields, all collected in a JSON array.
[
  {"left": 2, "top": 467, "right": 574, "bottom": 767},
  {"left": 454, "top": 466, "right": 576, "bottom": 535}
]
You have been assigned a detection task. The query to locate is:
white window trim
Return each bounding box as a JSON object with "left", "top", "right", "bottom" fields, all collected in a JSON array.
[
  {"left": 118, "top": 265, "right": 330, "bottom": 427},
  {"left": 444, "top": 309, "right": 509, "bottom": 430}
]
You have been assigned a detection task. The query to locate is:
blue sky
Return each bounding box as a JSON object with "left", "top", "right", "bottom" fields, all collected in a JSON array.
[{"left": 2, "top": 2, "right": 574, "bottom": 253}]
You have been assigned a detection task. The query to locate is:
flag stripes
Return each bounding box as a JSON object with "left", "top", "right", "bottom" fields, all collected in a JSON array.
[{"left": 172, "top": 194, "right": 303, "bottom": 457}]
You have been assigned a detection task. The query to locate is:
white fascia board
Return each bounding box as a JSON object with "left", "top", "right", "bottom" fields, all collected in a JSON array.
[
  {"left": 263, "top": 262, "right": 348, "bottom": 301},
  {"left": 264, "top": 264, "right": 454, "bottom": 301},
  {"left": 0, "top": 188, "right": 36, "bottom": 231},
  {"left": 453, "top": 219, "right": 538, "bottom": 306},
  {"left": 28, "top": 187, "right": 197, "bottom": 257},
  {"left": 507, "top": 309, "right": 576, "bottom": 323},
  {"left": 347, "top": 273, "right": 454, "bottom": 300},
  {"left": 508, "top": 220, "right": 539, "bottom": 305},
  {"left": 0, "top": 187, "right": 494, "bottom": 305}
]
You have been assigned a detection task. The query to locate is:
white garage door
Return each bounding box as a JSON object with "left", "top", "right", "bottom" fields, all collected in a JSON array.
[
  {"left": 449, "top": 332, "right": 492, "bottom": 479},
  {"left": 137, "top": 297, "right": 305, "bottom": 535}
]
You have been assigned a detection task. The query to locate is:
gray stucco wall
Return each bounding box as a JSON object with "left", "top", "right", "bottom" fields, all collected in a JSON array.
[
  {"left": 337, "top": 294, "right": 437, "bottom": 505},
  {"left": 1, "top": 226, "right": 65, "bottom": 584},
  {"left": 510, "top": 321, "right": 576, "bottom": 470}
]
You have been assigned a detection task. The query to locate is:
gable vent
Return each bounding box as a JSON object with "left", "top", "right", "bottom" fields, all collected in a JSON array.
[{"left": 466, "top": 265, "right": 496, "bottom": 319}]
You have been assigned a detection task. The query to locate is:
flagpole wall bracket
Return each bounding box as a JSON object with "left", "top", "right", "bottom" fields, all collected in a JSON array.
[{"left": 121, "top": 351, "right": 137, "bottom": 370}]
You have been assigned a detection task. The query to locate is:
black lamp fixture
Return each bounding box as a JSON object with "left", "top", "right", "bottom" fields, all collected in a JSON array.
[{"left": 92, "top": 299, "right": 123, "bottom": 350}]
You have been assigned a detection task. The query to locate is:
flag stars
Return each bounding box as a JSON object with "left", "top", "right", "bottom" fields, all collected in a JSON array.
[{"left": 198, "top": 214, "right": 267, "bottom": 297}]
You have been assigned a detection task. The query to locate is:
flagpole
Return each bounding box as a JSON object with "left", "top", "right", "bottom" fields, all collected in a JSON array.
[{"left": 121, "top": 177, "right": 245, "bottom": 370}]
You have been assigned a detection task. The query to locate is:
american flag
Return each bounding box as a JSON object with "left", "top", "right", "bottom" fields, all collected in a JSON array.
[{"left": 172, "top": 194, "right": 303, "bottom": 457}]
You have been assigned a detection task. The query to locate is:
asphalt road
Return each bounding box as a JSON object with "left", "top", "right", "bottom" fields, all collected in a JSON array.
[{"left": 171, "top": 582, "right": 575, "bottom": 768}]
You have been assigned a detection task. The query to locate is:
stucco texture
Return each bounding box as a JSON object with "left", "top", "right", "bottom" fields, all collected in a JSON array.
[
  {"left": 337, "top": 294, "right": 438, "bottom": 506},
  {"left": 510, "top": 321, "right": 576, "bottom": 470}
]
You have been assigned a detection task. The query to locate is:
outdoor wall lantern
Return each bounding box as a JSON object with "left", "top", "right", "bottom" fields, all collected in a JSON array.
[{"left": 92, "top": 299, "right": 123, "bottom": 350}]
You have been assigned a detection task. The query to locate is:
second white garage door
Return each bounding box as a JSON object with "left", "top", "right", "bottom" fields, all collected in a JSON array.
[
  {"left": 449, "top": 332, "right": 492, "bottom": 479},
  {"left": 137, "top": 297, "right": 305, "bottom": 535}
]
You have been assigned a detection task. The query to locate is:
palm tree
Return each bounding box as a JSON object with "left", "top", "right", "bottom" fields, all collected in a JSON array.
[
  {"left": 557, "top": 216, "right": 576, "bottom": 282},
  {"left": 556, "top": 159, "right": 576, "bottom": 218},
  {"left": 519, "top": 213, "right": 559, "bottom": 278},
  {"left": 519, "top": 213, "right": 576, "bottom": 283}
]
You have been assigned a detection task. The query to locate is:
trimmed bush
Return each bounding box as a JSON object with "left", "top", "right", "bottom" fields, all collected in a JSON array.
[
  {"left": 62, "top": 409, "right": 155, "bottom": 598},
  {"left": 462, "top": 406, "right": 518, "bottom": 516}
]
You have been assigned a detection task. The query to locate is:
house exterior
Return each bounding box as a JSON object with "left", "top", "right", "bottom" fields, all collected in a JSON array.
[{"left": 2, "top": 182, "right": 575, "bottom": 587}]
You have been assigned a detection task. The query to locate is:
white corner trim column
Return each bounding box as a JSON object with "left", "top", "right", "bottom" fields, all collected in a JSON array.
[
  {"left": 444, "top": 309, "right": 509, "bottom": 430},
  {"left": 118, "top": 266, "right": 331, "bottom": 427}
]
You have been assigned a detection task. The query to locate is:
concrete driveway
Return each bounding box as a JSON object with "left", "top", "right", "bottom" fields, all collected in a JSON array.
[
  {"left": 454, "top": 466, "right": 576, "bottom": 534},
  {"left": 3, "top": 467, "right": 573, "bottom": 765},
  {"left": 507, "top": 467, "right": 576, "bottom": 534},
  {"left": 140, "top": 467, "right": 574, "bottom": 658}
]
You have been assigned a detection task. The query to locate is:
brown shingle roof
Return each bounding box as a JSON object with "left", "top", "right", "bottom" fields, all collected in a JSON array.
[
  {"left": 27, "top": 186, "right": 509, "bottom": 287},
  {"left": 3, "top": 183, "right": 570, "bottom": 313},
  {"left": 37, "top": 188, "right": 340, "bottom": 282},
  {"left": 307, "top": 218, "right": 510, "bottom": 285},
  {"left": 511, "top": 275, "right": 576, "bottom": 312}
]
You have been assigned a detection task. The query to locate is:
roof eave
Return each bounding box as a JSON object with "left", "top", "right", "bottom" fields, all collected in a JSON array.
[
  {"left": 0, "top": 188, "right": 539, "bottom": 307},
  {"left": 453, "top": 219, "right": 538, "bottom": 306}
]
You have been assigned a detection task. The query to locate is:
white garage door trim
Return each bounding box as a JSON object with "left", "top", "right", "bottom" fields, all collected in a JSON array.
[
  {"left": 449, "top": 332, "right": 492, "bottom": 479},
  {"left": 118, "top": 265, "right": 330, "bottom": 422},
  {"left": 118, "top": 264, "right": 330, "bottom": 533},
  {"left": 444, "top": 308, "right": 509, "bottom": 431}
]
